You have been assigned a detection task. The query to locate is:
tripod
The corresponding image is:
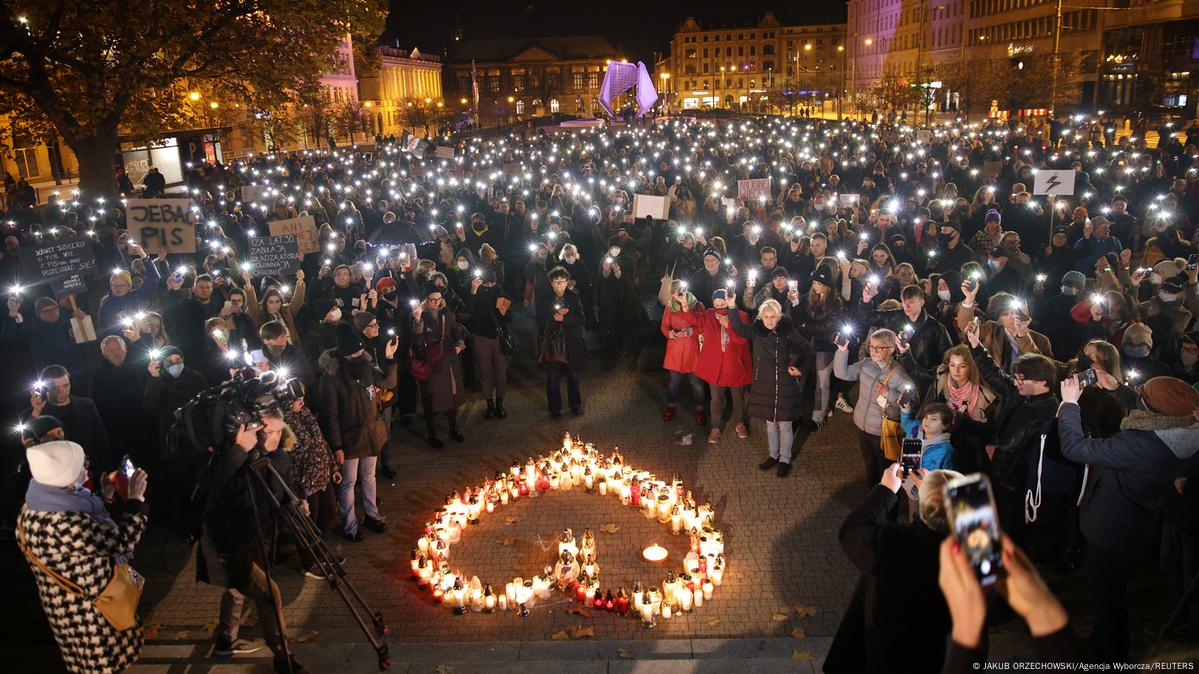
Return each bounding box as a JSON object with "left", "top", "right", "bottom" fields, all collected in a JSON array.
[{"left": 244, "top": 451, "right": 391, "bottom": 671}]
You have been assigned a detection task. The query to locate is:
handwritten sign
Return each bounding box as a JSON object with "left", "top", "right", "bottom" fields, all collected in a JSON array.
[
  {"left": 840, "top": 193, "right": 861, "bottom": 207},
  {"left": 126, "top": 199, "right": 196, "bottom": 254},
  {"left": 268, "top": 215, "right": 318, "bottom": 256},
  {"left": 737, "top": 178, "right": 772, "bottom": 203},
  {"left": 435, "top": 146, "right": 455, "bottom": 159},
  {"left": 240, "top": 184, "right": 271, "bottom": 204},
  {"left": 19, "top": 237, "right": 97, "bottom": 283},
  {"left": 632, "top": 194, "right": 669, "bottom": 220},
  {"left": 247, "top": 235, "right": 300, "bottom": 277}
]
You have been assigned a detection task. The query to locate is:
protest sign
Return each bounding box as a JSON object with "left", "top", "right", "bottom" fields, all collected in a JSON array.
[
  {"left": 840, "top": 194, "right": 861, "bottom": 208},
  {"left": 126, "top": 199, "right": 196, "bottom": 254},
  {"left": 247, "top": 235, "right": 300, "bottom": 277},
  {"left": 916, "top": 129, "right": 932, "bottom": 144},
  {"left": 982, "top": 160, "right": 1003, "bottom": 182},
  {"left": 268, "top": 215, "right": 318, "bottom": 256},
  {"left": 738, "top": 178, "right": 772, "bottom": 203},
  {"left": 240, "top": 184, "right": 271, "bottom": 204},
  {"left": 435, "top": 146, "right": 455, "bottom": 159},
  {"left": 53, "top": 274, "right": 88, "bottom": 298},
  {"left": 19, "top": 237, "right": 96, "bottom": 283},
  {"left": 632, "top": 193, "right": 669, "bottom": 220},
  {"left": 1033, "top": 169, "right": 1076, "bottom": 196}
]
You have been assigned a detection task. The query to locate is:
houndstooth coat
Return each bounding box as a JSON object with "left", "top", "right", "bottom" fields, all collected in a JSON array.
[{"left": 18, "top": 503, "right": 148, "bottom": 674}]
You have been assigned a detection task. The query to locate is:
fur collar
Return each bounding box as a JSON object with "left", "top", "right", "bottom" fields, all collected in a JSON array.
[
  {"left": 754, "top": 314, "right": 795, "bottom": 336},
  {"left": 1120, "top": 410, "right": 1197, "bottom": 432}
]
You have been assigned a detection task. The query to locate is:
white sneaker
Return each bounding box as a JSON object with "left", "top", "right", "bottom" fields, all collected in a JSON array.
[{"left": 835, "top": 398, "right": 854, "bottom": 414}]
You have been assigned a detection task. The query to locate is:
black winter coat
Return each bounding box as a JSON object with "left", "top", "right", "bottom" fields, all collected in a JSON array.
[
  {"left": 825, "top": 486, "right": 950, "bottom": 673},
  {"left": 727, "top": 311, "right": 814, "bottom": 422},
  {"left": 537, "top": 289, "right": 587, "bottom": 373},
  {"left": 857, "top": 305, "right": 952, "bottom": 372},
  {"left": 317, "top": 350, "right": 396, "bottom": 459}
]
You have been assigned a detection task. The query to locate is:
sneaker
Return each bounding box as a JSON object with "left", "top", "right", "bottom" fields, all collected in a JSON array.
[
  {"left": 707, "top": 428, "right": 721, "bottom": 445},
  {"left": 304, "top": 565, "right": 329, "bottom": 580},
  {"left": 213, "top": 636, "right": 263, "bottom": 658},
  {"left": 835, "top": 397, "right": 854, "bottom": 414},
  {"left": 758, "top": 457, "right": 779, "bottom": 470},
  {"left": 343, "top": 528, "right": 364, "bottom": 543},
  {"left": 362, "top": 516, "right": 387, "bottom": 534},
  {"left": 776, "top": 462, "right": 793, "bottom": 478},
  {"left": 735, "top": 423, "right": 749, "bottom": 439},
  {"left": 273, "top": 654, "right": 313, "bottom": 674}
]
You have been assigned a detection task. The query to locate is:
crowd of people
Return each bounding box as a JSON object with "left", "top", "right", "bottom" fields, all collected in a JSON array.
[{"left": 3, "top": 111, "right": 1198, "bottom": 672}]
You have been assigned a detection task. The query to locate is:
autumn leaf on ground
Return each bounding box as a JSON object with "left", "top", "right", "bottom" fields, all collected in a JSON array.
[
  {"left": 504, "top": 516, "right": 520, "bottom": 525},
  {"left": 771, "top": 612, "right": 789, "bottom": 622},
  {"left": 794, "top": 602, "right": 816, "bottom": 618},
  {"left": 617, "top": 649, "right": 635, "bottom": 659},
  {"left": 202, "top": 619, "right": 219, "bottom": 633},
  {"left": 173, "top": 630, "right": 190, "bottom": 640},
  {"left": 551, "top": 624, "right": 595, "bottom": 640},
  {"left": 496, "top": 536, "right": 517, "bottom": 546},
  {"left": 293, "top": 631, "right": 318, "bottom": 643},
  {"left": 144, "top": 624, "right": 161, "bottom": 639},
  {"left": 792, "top": 649, "right": 812, "bottom": 660},
  {"left": 567, "top": 606, "right": 590, "bottom": 617},
  {"left": 707, "top": 617, "right": 721, "bottom": 627},
  {"left": 599, "top": 523, "right": 620, "bottom": 534},
  {"left": 790, "top": 627, "right": 806, "bottom": 640},
  {"left": 434, "top": 665, "right": 455, "bottom": 674}
]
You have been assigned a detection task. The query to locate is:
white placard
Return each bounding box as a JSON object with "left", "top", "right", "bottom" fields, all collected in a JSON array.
[
  {"left": 1033, "top": 170, "right": 1076, "bottom": 195},
  {"left": 240, "top": 184, "right": 271, "bottom": 204},
  {"left": 126, "top": 198, "right": 196, "bottom": 254},
  {"left": 633, "top": 193, "right": 669, "bottom": 220}
]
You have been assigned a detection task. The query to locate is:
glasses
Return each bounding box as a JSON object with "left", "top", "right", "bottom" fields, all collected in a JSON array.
[{"left": 868, "top": 345, "right": 895, "bottom": 352}]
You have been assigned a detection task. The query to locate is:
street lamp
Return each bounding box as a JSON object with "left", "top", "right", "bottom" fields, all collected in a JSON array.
[{"left": 659, "top": 72, "right": 670, "bottom": 114}]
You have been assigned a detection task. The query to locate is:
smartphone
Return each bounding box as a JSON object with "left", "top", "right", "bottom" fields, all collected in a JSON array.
[
  {"left": 1076, "top": 368, "right": 1099, "bottom": 387},
  {"left": 944, "top": 473, "right": 1004, "bottom": 586},
  {"left": 223, "top": 300, "right": 232, "bottom": 312},
  {"left": 964, "top": 277, "right": 979, "bottom": 293},
  {"left": 1188, "top": 254, "right": 1199, "bottom": 271},
  {"left": 120, "top": 455, "right": 136, "bottom": 478},
  {"left": 788, "top": 280, "right": 798, "bottom": 293},
  {"left": 900, "top": 439, "right": 923, "bottom": 476},
  {"left": 250, "top": 349, "right": 265, "bottom": 364}
]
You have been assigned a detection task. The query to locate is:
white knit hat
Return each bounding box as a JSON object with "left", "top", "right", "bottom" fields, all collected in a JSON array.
[{"left": 26, "top": 441, "right": 86, "bottom": 488}]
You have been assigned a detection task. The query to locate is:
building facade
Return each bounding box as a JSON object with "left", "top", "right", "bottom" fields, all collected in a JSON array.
[
  {"left": 442, "top": 36, "right": 622, "bottom": 126},
  {"left": 1097, "top": 0, "right": 1199, "bottom": 117},
  {"left": 358, "top": 46, "right": 444, "bottom": 137},
  {"left": 662, "top": 13, "right": 846, "bottom": 114}
]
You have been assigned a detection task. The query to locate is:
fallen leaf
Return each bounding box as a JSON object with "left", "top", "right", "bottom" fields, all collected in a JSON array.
[
  {"left": 551, "top": 625, "right": 596, "bottom": 640},
  {"left": 496, "top": 536, "right": 517, "bottom": 546},
  {"left": 707, "top": 618, "right": 721, "bottom": 627},
  {"left": 504, "top": 516, "right": 520, "bottom": 525},
  {"left": 173, "top": 630, "right": 190, "bottom": 640},
  {"left": 792, "top": 649, "right": 812, "bottom": 660},
  {"left": 794, "top": 602, "right": 816, "bottom": 618},
  {"left": 771, "top": 612, "right": 789, "bottom": 622},
  {"left": 599, "top": 523, "right": 620, "bottom": 534},
  {"left": 201, "top": 619, "right": 219, "bottom": 632},
  {"left": 790, "top": 627, "right": 806, "bottom": 640},
  {"left": 144, "top": 624, "right": 161, "bottom": 639},
  {"left": 435, "top": 666, "right": 455, "bottom": 674},
  {"left": 617, "top": 649, "right": 635, "bottom": 659},
  {"left": 567, "top": 606, "right": 590, "bottom": 617},
  {"left": 572, "top": 626, "right": 595, "bottom": 639},
  {"left": 293, "top": 631, "right": 318, "bottom": 643}
]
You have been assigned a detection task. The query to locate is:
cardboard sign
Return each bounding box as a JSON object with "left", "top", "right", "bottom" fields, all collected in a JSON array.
[
  {"left": 268, "top": 215, "right": 318, "bottom": 256},
  {"left": 738, "top": 178, "right": 772, "bottom": 203},
  {"left": 52, "top": 273, "right": 88, "bottom": 298},
  {"left": 240, "top": 184, "right": 271, "bottom": 204},
  {"left": 632, "top": 193, "right": 669, "bottom": 220},
  {"left": 840, "top": 193, "right": 861, "bottom": 207},
  {"left": 126, "top": 199, "right": 196, "bottom": 254},
  {"left": 19, "top": 237, "right": 97, "bottom": 283},
  {"left": 435, "top": 146, "right": 455, "bottom": 159},
  {"left": 1033, "top": 169, "right": 1076, "bottom": 196},
  {"left": 247, "top": 235, "right": 300, "bottom": 277}
]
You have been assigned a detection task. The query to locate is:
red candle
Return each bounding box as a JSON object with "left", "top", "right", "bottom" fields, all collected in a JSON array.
[
  {"left": 631, "top": 481, "right": 641, "bottom": 507},
  {"left": 576, "top": 584, "right": 587, "bottom": 602},
  {"left": 432, "top": 587, "right": 444, "bottom": 603},
  {"left": 593, "top": 588, "right": 604, "bottom": 608}
]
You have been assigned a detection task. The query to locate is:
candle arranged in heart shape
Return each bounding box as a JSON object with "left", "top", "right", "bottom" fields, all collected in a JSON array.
[{"left": 411, "top": 432, "right": 726, "bottom": 624}]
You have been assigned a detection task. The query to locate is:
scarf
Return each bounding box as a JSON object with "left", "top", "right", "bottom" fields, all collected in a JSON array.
[
  {"left": 945, "top": 376, "right": 980, "bottom": 415},
  {"left": 24, "top": 480, "right": 117, "bottom": 529},
  {"left": 669, "top": 291, "right": 697, "bottom": 313}
]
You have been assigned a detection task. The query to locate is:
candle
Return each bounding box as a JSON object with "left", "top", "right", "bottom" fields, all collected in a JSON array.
[
  {"left": 693, "top": 587, "right": 704, "bottom": 608},
  {"left": 498, "top": 593, "right": 508, "bottom": 611},
  {"left": 702, "top": 580, "right": 714, "bottom": 600},
  {"left": 662, "top": 602, "right": 673, "bottom": 620},
  {"left": 483, "top": 585, "right": 496, "bottom": 613},
  {"left": 642, "top": 543, "right": 669, "bottom": 563},
  {"left": 657, "top": 494, "right": 672, "bottom": 524},
  {"left": 640, "top": 596, "right": 655, "bottom": 628},
  {"left": 671, "top": 506, "right": 682, "bottom": 534}
]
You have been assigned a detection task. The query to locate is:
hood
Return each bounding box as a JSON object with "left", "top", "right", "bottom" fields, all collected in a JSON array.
[
  {"left": 1153, "top": 424, "right": 1199, "bottom": 461},
  {"left": 455, "top": 247, "right": 478, "bottom": 267},
  {"left": 280, "top": 424, "right": 297, "bottom": 453},
  {"left": 318, "top": 347, "right": 375, "bottom": 376}
]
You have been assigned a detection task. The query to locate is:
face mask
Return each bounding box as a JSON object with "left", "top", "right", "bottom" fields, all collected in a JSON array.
[
  {"left": 457, "top": 260, "right": 469, "bottom": 270},
  {"left": 564, "top": 255, "right": 578, "bottom": 264},
  {"left": 937, "top": 232, "right": 954, "bottom": 246},
  {"left": 1151, "top": 272, "right": 1163, "bottom": 285},
  {"left": 1159, "top": 291, "right": 1180, "bottom": 303},
  {"left": 987, "top": 259, "right": 1001, "bottom": 271},
  {"left": 1124, "top": 345, "right": 1150, "bottom": 358},
  {"left": 814, "top": 203, "right": 825, "bottom": 211},
  {"left": 165, "top": 363, "right": 184, "bottom": 378},
  {"left": 1061, "top": 285, "right": 1077, "bottom": 296},
  {"left": 937, "top": 289, "right": 951, "bottom": 301}
]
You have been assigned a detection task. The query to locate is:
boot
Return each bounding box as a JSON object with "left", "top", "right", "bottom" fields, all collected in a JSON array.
[
  {"left": 426, "top": 421, "right": 444, "bottom": 449},
  {"left": 485, "top": 399, "right": 496, "bottom": 419},
  {"left": 448, "top": 412, "right": 465, "bottom": 443},
  {"left": 495, "top": 397, "right": 507, "bottom": 419}
]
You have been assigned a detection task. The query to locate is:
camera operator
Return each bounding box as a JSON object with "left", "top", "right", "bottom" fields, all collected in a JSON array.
[{"left": 196, "top": 411, "right": 311, "bottom": 674}]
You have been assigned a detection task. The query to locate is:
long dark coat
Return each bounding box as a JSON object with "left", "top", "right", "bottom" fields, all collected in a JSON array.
[
  {"left": 412, "top": 309, "right": 467, "bottom": 412},
  {"left": 726, "top": 310, "right": 815, "bottom": 422}
]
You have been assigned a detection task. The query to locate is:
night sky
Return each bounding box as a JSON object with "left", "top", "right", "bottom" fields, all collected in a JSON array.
[{"left": 384, "top": 1, "right": 848, "bottom": 64}]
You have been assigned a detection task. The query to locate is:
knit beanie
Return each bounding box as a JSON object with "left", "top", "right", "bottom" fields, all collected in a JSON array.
[{"left": 26, "top": 441, "right": 86, "bottom": 488}]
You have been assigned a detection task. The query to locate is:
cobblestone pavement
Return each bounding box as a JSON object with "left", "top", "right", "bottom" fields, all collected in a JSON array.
[{"left": 137, "top": 348, "right": 865, "bottom": 646}]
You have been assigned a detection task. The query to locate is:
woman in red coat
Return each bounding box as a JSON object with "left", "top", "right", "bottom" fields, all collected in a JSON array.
[
  {"left": 661, "top": 279, "right": 706, "bottom": 425},
  {"left": 695, "top": 287, "right": 753, "bottom": 444}
]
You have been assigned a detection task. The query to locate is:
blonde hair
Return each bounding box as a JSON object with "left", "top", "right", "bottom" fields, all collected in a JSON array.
[
  {"left": 920, "top": 470, "right": 965, "bottom": 535},
  {"left": 869, "top": 328, "right": 898, "bottom": 349},
  {"left": 756, "top": 299, "right": 783, "bottom": 321}
]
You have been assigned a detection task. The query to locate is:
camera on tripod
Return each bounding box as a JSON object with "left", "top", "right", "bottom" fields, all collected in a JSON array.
[{"left": 213, "top": 367, "right": 304, "bottom": 435}]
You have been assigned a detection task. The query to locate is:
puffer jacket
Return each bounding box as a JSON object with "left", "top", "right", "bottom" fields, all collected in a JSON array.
[
  {"left": 661, "top": 295, "right": 703, "bottom": 374},
  {"left": 727, "top": 310, "right": 815, "bottom": 422},
  {"left": 834, "top": 351, "right": 913, "bottom": 436},
  {"left": 317, "top": 349, "right": 397, "bottom": 460},
  {"left": 971, "top": 344, "right": 1071, "bottom": 494}
]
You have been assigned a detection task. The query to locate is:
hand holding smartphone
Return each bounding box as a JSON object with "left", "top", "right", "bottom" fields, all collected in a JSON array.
[
  {"left": 900, "top": 439, "right": 923, "bottom": 476},
  {"left": 945, "top": 473, "right": 1004, "bottom": 586}
]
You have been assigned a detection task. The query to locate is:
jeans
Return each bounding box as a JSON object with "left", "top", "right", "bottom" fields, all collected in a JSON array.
[
  {"left": 766, "top": 420, "right": 795, "bottom": 463},
  {"left": 217, "top": 564, "right": 286, "bottom": 655},
  {"left": 546, "top": 363, "right": 581, "bottom": 413},
  {"left": 812, "top": 351, "right": 835, "bottom": 422},
  {"left": 667, "top": 371, "right": 706, "bottom": 407},
  {"left": 710, "top": 385, "right": 746, "bottom": 428},
  {"left": 337, "top": 456, "right": 382, "bottom": 536}
]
